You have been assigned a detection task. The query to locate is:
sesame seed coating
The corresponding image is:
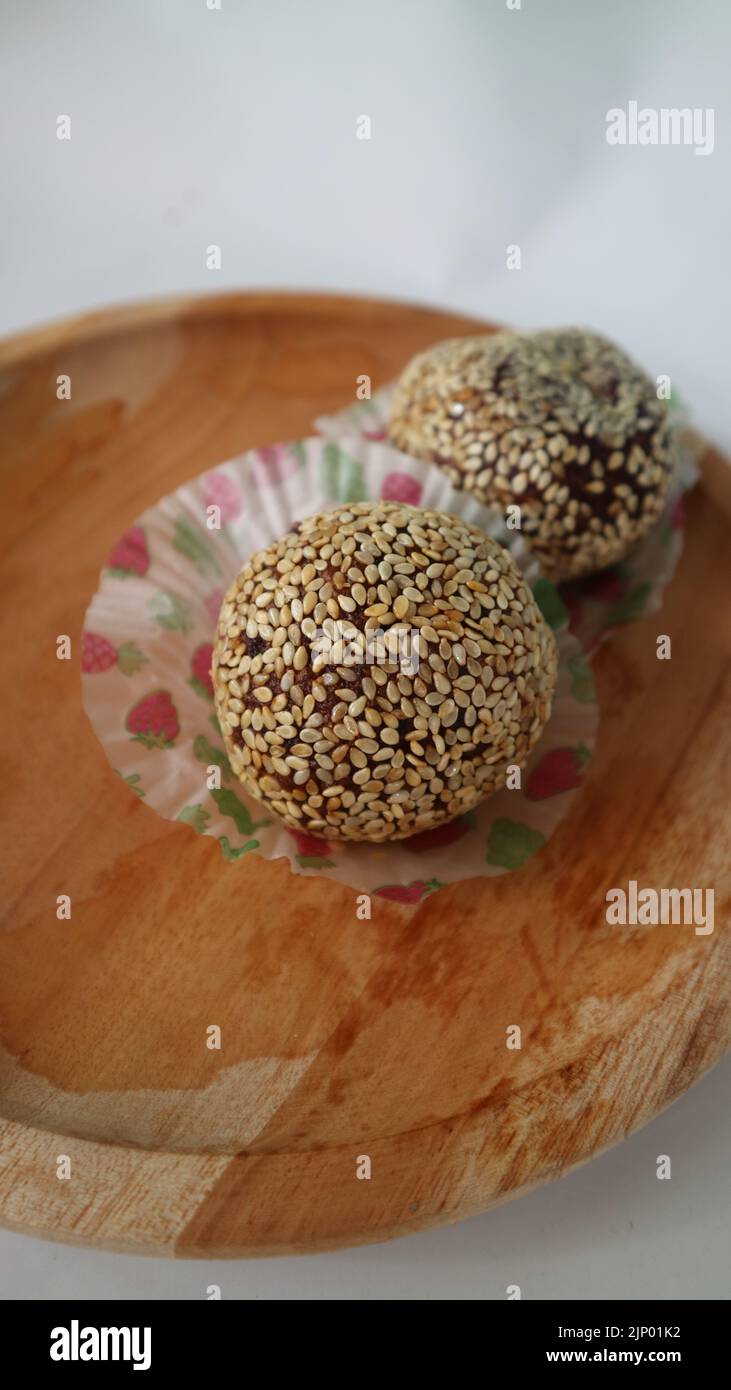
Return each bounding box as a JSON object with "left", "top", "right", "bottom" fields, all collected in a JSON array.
[
  {"left": 212, "top": 501, "right": 557, "bottom": 842},
  {"left": 388, "top": 329, "right": 675, "bottom": 581}
]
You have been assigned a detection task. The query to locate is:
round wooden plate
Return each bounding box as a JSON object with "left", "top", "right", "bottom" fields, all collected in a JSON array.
[{"left": 0, "top": 292, "right": 729, "bottom": 1258}]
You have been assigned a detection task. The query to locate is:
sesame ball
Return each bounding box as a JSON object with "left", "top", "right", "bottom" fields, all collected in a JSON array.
[
  {"left": 212, "top": 501, "right": 557, "bottom": 843},
  {"left": 388, "top": 329, "right": 675, "bottom": 581}
]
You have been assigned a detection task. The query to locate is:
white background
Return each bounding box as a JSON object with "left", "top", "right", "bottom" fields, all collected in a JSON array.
[{"left": 0, "top": 0, "right": 728, "bottom": 1300}]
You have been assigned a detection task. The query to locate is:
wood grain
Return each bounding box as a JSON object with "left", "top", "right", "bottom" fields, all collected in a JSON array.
[{"left": 0, "top": 291, "right": 728, "bottom": 1257}]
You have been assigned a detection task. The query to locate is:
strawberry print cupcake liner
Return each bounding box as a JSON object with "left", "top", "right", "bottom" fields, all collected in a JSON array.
[
  {"left": 82, "top": 437, "right": 598, "bottom": 901},
  {"left": 315, "top": 385, "right": 699, "bottom": 655}
]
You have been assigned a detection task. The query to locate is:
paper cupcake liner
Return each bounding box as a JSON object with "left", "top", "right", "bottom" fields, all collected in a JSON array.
[
  {"left": 315, "top": 385, "right": 699, "bottom": 653},
  {"left": 82, "top": 437, "right": 598, "bottom": 901}
]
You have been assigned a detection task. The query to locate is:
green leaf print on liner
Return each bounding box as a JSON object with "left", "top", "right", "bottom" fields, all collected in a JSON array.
[
  {"left": 220, "top": 836, "right": 259, "bottom": 860},
  {"left": 321, "top": 443, "right": 368, "bottom": 503},
  {"left": 148, "top": 591, "right": 191, "bottom": 633},
  {"left": 173, "top": 517, "right": 223, "bottom": 576},
  {"left": 178, "top": 804, "right": 211, "bottom": 834},
  {"left": 210, "top": 787, "right": 269, "bottom": 836},
  {"left": 296, "top": 854, "right": 336, "bottom": 870},
  {"left": 532, "top": 578, "right": 568, "bottom": 631},
  {"left": 568, "top": 652, "right": 595, "bottom": 703},
  {"left": 116, "top": 642, "right": 148, "bottom": 675},
  {"left": 486, "top": 818, "right": 545, "bottom": 870},
  {"left": 114, "top": 770, "right": 145, "bottom": 799},
  {"left": 193, "top": 735, "right": 232, "bottom": 781}
]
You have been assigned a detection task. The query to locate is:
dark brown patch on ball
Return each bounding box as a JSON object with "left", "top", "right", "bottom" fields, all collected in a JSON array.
[
  {"left": 212, "top": 502, "right": 558, "bottom": 842},
  {"left": 388, "top": 329, "right": 675, "bottom": 581}
]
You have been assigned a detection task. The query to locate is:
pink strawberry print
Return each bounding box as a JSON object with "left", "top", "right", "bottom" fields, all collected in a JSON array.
[
  {"left": 375, "top": 879, "right": 442, "bottom": 903},
  {"left": 82, "top": 632, "right": 147, "bottom": 676},
  {"left": 558, "top": 588, "right": 584, "bottom": 636},
  {"left": 190, "top": 642, "right": 214, "bottom": 699},
  {"left": 107, "top": 525, "right": 149, "bottom": 578},
  {"left": 405, "top": 818, "right": 470, "bottom": 853},
  {"left": 286, "top": 827, "right": 335, "bottom": 868},
  {"left": 525, "top": 745, "right": 591, "bottom": 800},
  {"left": 204, "top": 587, "right": 225, "bottom": 625},
  {"left": 289, "top": 829, "right": 331, "bottom": 858},
  {"left": 670, "top": 494, "right": 685, "bottom": 531},
  {"left": 126, "top": 690, "right": 179, "bottom": 749},
  {"left": 201, "top": 470, "right": 243, "bottom": 525},
  {"left": 380, "top": 472, "right": 423, "bottom": 506},
  {"left": 250, "top": 443, "right": 303, "bottom": 488}
]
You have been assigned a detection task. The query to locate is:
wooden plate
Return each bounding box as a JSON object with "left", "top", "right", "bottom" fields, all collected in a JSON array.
[{"left": 0, "top": 292, "right": 729, "bottom": 1258}]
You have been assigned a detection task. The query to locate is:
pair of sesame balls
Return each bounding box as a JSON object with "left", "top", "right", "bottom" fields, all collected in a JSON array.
[{"left": 213, "top": 329, "right": 673, "bottom": 843}]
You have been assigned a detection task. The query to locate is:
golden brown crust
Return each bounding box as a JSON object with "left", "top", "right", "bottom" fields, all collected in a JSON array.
[
  {"left": 388, "top": 329, "right": 675, "bottom": 581},
  {"left": 213, "top": 502, "right": 557, "bottom": 841}
]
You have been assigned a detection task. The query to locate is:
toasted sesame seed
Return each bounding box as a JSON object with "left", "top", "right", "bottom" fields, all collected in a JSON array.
[
  {"left": 387, "top": 328, "right": 675, "bottom": 581},
  {"left": 213, "top": 499, "right": 558, "bottom": 842}
]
